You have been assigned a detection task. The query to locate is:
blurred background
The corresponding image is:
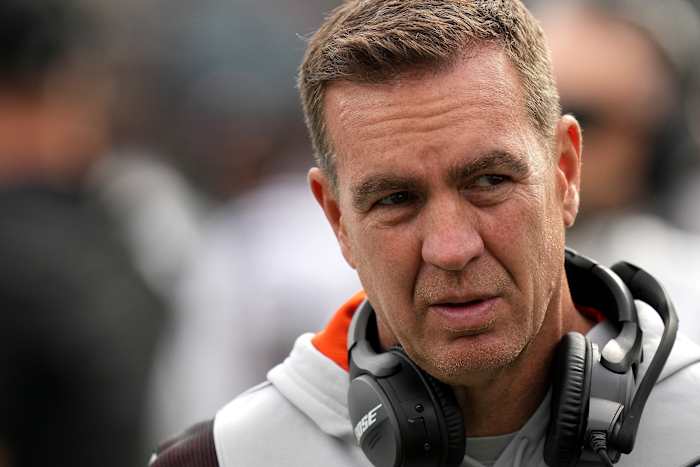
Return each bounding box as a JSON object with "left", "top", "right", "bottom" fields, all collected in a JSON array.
[{"left": 0, "top": 0, "right": 698, "bottom": 465}]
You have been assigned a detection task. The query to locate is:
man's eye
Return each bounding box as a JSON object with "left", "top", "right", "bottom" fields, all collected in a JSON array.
[
  {"left": 377, "top": 191, "right": 414, "bottom": 206},
  {"left": 473, "top": 174, "right": 509, "bottom": 188}
]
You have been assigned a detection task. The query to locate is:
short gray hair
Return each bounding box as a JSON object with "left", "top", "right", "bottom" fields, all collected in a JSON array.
[{"left": 298, "top": 0, "right": 561, "bottom": 188}]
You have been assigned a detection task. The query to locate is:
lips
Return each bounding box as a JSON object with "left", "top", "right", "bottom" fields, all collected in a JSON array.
[
  {"left": 428, "top": 296, "right": 499, "bottom": 332},
  {"left": 434, "top": 297, "right": 489, "bottom": 307}
]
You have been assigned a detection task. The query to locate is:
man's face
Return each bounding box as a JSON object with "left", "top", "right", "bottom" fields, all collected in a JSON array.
[{"left": 310, "top": 46, "right": 580, "bottom": 385}]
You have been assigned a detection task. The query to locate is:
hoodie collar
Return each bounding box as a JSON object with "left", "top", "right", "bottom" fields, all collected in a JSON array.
[{"left": 311, "top": 290, "right": 366, "bottom": 371}]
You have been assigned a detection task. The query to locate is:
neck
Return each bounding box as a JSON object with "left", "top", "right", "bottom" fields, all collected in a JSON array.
[{"left": 454, "top": 278, "right": 594, "bottom": 437}]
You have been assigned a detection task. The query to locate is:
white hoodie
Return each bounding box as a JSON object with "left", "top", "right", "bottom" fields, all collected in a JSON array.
[{"left": 214, "top": 298, "right": 700, "bottom": 467}]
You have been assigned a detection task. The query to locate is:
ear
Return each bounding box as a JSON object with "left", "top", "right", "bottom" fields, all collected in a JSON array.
[
  {"left": 308, "top": 167, "right": 357, "bottom": 269},
  {"left": 554, "top": 115, "right": 583, "bottom": 228}
]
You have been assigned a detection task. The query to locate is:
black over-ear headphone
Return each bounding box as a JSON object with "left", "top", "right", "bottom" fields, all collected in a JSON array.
[{"left": 347, "top": 248, "right": 678, "bottom": 467}]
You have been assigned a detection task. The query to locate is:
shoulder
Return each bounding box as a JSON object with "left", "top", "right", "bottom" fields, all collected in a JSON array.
[
  {"left": 147, "top": 383, "right": 314, "bottom": 467},
  {"left": 619, "top": 321, "right": 700, "bottom": 466},
  {"left": 146, "top": 381, "right": 320, "bottom": 467},
  {"left": 620, "top": 359, "right": 700, "bottom": 466},
  {"left": 215, "top": 381, "right": 306, "bottom": 435},
  {"left": 212, "top": 381, "right": 368, "bottom": 467},
  {"left": 151, "top": 331, "right": 367, "bottom": 467}
]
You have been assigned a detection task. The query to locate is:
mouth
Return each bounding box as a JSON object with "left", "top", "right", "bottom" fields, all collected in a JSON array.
[
  {"left": 434, "top": 298, "right": 489, "bottom": 307},
  {"left": 428, "top": 296, "right": 499, "bottom": 332}
]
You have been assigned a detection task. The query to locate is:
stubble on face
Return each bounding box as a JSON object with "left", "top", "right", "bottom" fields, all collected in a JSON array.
[
  {"left": 324, "top": 46, "right": 569, "bottom": 389},
  {"left": 406, "top": 258, "right": 547, "bottom": 384}
]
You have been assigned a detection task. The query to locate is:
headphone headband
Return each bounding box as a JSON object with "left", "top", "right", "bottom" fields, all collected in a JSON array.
[
  {"left": 565, "top": 249, "right": 643, "bottom": 374},
  {"left": 609, "top": 262, "right": 679, "bottom": 453}
]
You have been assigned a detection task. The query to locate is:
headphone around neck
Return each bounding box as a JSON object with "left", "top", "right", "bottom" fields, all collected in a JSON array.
[{"left": 346, "top": 248, "right": 679, "bottom": 467}]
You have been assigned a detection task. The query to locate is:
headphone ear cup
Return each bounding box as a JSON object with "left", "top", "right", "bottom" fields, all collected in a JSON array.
[
  {"left": 391, "top": 348, "right": 465, "bottom": 467},
  {"left": 418, "top": 366, "right": 466, "bottom": 466},
  {"left": 544, "top": 332, "right": 593, "bottom": 467}
]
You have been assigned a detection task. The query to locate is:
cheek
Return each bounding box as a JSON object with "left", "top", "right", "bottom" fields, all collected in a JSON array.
[
  {"left": 480, "top": 186, "right": 560, "bottom": 303},
  {"left": 481, "top": 192, "right": 545, "bottom": 264},
  {"left": 523, "top": 184, "right": 567, "bottom": 321},
  {"left": 353, "top": 228, "right": 419, "bottom": 289},
  {"left": 349, "top": 221, "right": 422, "bottom": 307}
]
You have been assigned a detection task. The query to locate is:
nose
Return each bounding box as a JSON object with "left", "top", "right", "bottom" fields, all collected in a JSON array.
[{"left": 420, "top": 195, "right": 484, "bottom": 272}]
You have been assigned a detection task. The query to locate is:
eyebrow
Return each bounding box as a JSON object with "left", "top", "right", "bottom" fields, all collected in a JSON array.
[
  {"left": 352, "top": 176, "right": 421, "bottom": 210},
  {"left": 350, "top": 151, "right": 531, "bottom": 210},
  {"left": 446, "top": 151, "right": 531, "bottom": 186}
]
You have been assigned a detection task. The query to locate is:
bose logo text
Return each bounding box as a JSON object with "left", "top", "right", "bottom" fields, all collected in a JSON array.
[{"left": 354, "top": 404, "right": 382, "bottom": 441}]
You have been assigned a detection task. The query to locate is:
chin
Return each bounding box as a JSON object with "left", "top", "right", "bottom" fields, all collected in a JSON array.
[{"left": 418, "top": 334, "right": 528, "bottom": 383}]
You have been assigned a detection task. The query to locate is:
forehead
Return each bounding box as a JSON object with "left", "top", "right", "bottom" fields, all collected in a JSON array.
[
  {"left": 323, "top": 46, "right": 540, "bottom": 185},
  {"left": 326, "top": 47, "right": 522, "bottom": 122}
]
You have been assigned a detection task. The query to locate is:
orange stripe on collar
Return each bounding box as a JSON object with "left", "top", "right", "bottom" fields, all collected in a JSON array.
[
  {"left": 311, "top": 290, "right": 366, "bottom": 372},
  {"left": 577, "top": 305, "right": 607, "bottom": 324}
]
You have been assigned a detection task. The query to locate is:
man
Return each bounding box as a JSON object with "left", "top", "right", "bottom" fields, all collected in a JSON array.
[{"left": 150, "top": 1, "right": 700, "bottom": 466}]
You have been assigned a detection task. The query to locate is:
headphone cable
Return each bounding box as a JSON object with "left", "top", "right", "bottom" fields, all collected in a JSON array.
[
  {"left": 588, "top": 431, "right": 615, "bottom": 467},
  {"left": 589, "top": 431, "right": 700, "bottom": 467}
]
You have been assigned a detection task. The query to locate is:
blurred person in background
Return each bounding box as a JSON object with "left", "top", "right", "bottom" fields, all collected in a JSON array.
[
  {"left": 537, "top": 0, "right": 700, "bottom": 342},
  {"left": 0, "top": 1, "right": 166, "bottom": 465},
  {"left": 142, "top": 0, "right": 362, "bottom": 442}
]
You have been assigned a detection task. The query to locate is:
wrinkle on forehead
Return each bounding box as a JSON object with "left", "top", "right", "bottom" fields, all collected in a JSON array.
[{"left": 325, "top": 46, "right": 528, "bottom": 156}]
